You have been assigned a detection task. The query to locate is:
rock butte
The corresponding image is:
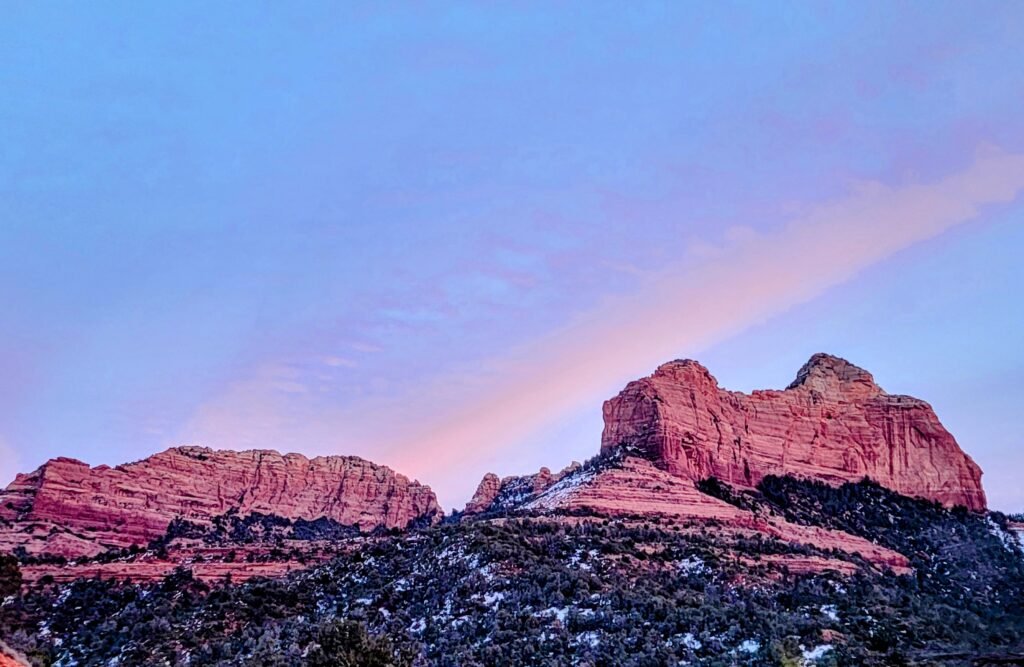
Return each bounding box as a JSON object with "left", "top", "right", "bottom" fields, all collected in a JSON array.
[
  {"left": 0, "top": 446, "right": 441, "bottom": 557},
  {"left": 602, "top": 353, "right": 985, "bottom": 510},
  {"left": 464, "top": 353, "right": 988, "bottom": 573}
]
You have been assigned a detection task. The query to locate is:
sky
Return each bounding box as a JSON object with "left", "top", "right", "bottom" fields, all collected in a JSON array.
[{"left": 1, "top": 3, "right": 1023, "bottom": 512}]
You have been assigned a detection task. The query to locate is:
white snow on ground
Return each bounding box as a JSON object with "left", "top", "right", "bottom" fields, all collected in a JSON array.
[
  {"left": 677, "top": 556, "right": 707, "bottom": 574},
  {"left": 986, "top": 517, "right": 1021, "bottom": 554},
  {"left": 572, "top": 631, "right": 601, "bottom": 648},
  {"left": 680, "top": 633, "right": 702, "bottom": 650},
  {"left": 801, "top": 644, "right": 834, "bottom": 663},
  {"left": 820, "top": 604, "right": 839, "bottom": 621},
  {"left": 567, "top": 548, "right": 598, "bottom": 571},
  {"left": 522, "top": 469, "right": 597, "bottom": 511},
  {"left": 737, "top": 639, "right": 760, "bottom": 653},
  {"left": 471, "top": 590, "right": 505, "bottom": 608},
  {"left": 536, "top": 606, "right": 571, "bottom": 623}
]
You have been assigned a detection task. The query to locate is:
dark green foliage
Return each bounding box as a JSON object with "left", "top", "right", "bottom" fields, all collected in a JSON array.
[
  {"left": 0, "top": 553, "right": 21, "bottom": 598},
  {"left": 306, "top": 619, "right": 410, "bottom": 667},
  {"left": 696, "top": 476, "right": 759, "bottom": 512},
  {"left": 751, "top": 475, "right": 1024, "bottom": 619},
  {"left": 155, "top": 511, "right": 361, "bottom": 548},
  {"left": 1, "top": 478, "right": 1022, "bottom": 666}
]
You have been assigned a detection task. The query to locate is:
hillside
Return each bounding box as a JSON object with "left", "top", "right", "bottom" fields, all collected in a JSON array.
[{"left": 2, "top": 476, "right": 1023, "bottom": 666}]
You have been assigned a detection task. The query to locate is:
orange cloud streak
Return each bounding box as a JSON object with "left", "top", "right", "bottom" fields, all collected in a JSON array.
[
  {"left": 381, "top": 147, "right": 1024, "bottom": 500},
  {"left": 182, "top": 146, "right": 1024, "bottom": 510}
]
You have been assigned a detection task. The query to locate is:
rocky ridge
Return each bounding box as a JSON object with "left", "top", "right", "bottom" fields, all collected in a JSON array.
[
  {"left": 0, "top": 446, "right": 441, "bottom": 557},
  {"left": 469, "top": 450, "right": 912, "bottom": 573}
]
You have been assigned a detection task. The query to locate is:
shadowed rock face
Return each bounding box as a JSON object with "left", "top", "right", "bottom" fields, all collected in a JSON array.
[
  {"left": 463, "top": 463, "right": 580, "bottom": 515},
  {"left": 0, "top": 446, "right": 441, "bottom": 556},
  {"left": 601, "top": 353, "right": 986, "bottom": 510}
]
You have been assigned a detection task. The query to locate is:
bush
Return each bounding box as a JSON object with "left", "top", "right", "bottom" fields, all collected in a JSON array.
[
  {"left": 0, "top": 553, "right": 21, "bottom": 598},
  {"left": 306, "top": 619, "right": 409, "bottom": 667}
]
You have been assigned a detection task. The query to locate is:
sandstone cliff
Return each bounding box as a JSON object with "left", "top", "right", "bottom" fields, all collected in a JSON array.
[
  {"left": 0, "top": 446, "right": 441, "bottom": 556},
  {"left": 461, "top": 354, "right": 987, "bottom": 573},
  {"left": 601, "top": 354, "right": 986, "bottom": 510}
]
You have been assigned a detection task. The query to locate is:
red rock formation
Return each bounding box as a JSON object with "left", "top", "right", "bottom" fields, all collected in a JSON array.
[
  {"left": 0, "top": 446, "right": 441, "bottom": 556},
  {"left": 0, "top": 643, "right": 30, "bottom": 667},
  {"left": 463, "top": 463, "right": 580, "bottom": 515},
  {"left": 464, "top": 473, "right": 502, "bottom": 514},
  {"left": 521, "top": 456, "right": 749, "bottom": 521},
  {"left": 485, "top": 455, "right": 911, "bottom": 572},
  {"left": 461, "top": 353, "right": 986, "bottom": 573},
  {"left": 0, "top": 639, "right": 31, "bottom": 667},
  {"left": 601, "top": 354, "right": 986, "bottom": 510},
  {"left": 18, "top": 542, "right": 338, "bottom": 585}
]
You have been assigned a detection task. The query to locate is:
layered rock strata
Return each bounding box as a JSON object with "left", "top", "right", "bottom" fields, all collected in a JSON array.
[
  {"left": 602, "top": 354, "right": 985, "bottom": 510},
  {"left": 0, "top": 446, "right": 441, "bottom": 556},
  {"left": 473, "top": 454, "right": 911, "bottom": 573}
]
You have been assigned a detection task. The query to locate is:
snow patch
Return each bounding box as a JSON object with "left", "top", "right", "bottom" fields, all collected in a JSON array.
[
  {"left": 986, "top": 517, "right": 1023, "bottom": 554},
  {"left": 675, "top": 633, "right": 702, "bottom": 650},
  {"left": 471, "top": 590, "right": 505, "bottom": 608},
  {"left": 677, "top": 556, "right": 707, "bottom": 574},
  {"left": 801, "top": 644, "right": 834, "bottom": 663},
  {"left": 737, "top": 639, "right": 760, "bottom": 654},
  {"left": 523, "top": 469, "right": 597, "bottom": 511},
  {"left": 536, "top": 606, "right": 570, "bottom": 623}
]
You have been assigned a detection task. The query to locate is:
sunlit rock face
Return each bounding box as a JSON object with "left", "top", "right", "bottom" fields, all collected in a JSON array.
[
  {"left": 460, "top": 353, "right": 984, "bottom": 574},
  {"left": 0, "top": 446, "right": 441, "bottom": 557},
  {"left": 0, "top": 643, "right": 30, "bottom": 667},
  {"left": 463, "top": 473, "right": 502, "bottom": 514},
  {"left": 601, "top": 353, "right": 986, "bottom": 511}
]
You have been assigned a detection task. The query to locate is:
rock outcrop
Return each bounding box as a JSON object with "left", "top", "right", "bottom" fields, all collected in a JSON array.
[
  {"left": 464, "top": 473, "right": 502, "bottom": 514},
  {"left": 601, "top": 354, "right": 986, "bottom": 510},
  {"left": 0, "top": 446, "right": 441, "bottom": 556},
  {"left": 463, "top": 463, "right": 580, "bottom": 515},
  {"left": 467, "top": 452, "right": 912, "bottom": 573},
  {"left": 0, "top": 641, "right": 30, "bottom": 667}
]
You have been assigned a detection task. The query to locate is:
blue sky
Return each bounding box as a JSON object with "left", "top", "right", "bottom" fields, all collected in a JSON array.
[{"left": 1, "top": 3, "right": 1023, "bottom": 511}]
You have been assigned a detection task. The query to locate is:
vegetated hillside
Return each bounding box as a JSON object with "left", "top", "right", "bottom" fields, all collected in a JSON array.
[{"left": 2, "top": 478, "right": 1023, "bottom": 667}]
